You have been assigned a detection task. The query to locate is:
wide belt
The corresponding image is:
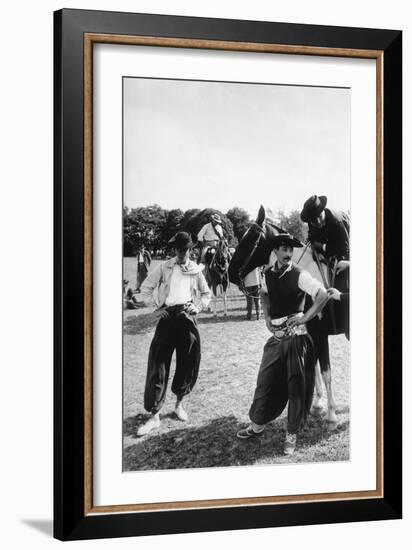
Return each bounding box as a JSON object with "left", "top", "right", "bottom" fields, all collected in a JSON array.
[
  {"left": 270, "top": 313, "right": 307, "bottom": 338},
  {"left": 164, "top": 302, "right": 192, "bottom": 315}
]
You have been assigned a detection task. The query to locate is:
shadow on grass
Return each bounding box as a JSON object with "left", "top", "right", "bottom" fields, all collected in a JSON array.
[
  {"left": 123, "top": 413, "right": 349, "bottom": 471},
  {"left": 124, "top": 312, "right": 157, "bottom": 335},
  {"left": 197, "top": 313, "right": 260, "bottom": 325},
  {"left": 123, "top": 311, "right": 260, "bottom": 335}
]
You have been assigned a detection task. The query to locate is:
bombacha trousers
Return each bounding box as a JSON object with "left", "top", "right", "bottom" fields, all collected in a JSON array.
[
  {"left": 143, "top": 308, "right": 201, "bottom": 414},
  {"left": 249, "top": 333, "right": 316, "bottom": 434}
]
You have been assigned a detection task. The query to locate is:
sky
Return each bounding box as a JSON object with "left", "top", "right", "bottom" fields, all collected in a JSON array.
[{"left": 123, "top": 77, "right": 350, "bottom": 218}]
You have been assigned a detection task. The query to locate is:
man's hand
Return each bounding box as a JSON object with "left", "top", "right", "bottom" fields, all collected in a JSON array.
[
  {"left": 327, "top": 288, "right": 342, "bottom": 301},
  {"left": 312, "top": 240, "right": 324, "bottom": 254},
  {"left": 286, "top": 314, "right": 304, "bottom": 330},
  {"left": 336, "top": 260, "right": 350, "bottom": 275},
  {"left": 266, "top": 321, "right": 275, "bottom": 334},
  {"left": 185, "top": 303, "right": 199, "bottom": 315},
  {"left": 153, "top": 308, "right": 170, "bottom": 321}
]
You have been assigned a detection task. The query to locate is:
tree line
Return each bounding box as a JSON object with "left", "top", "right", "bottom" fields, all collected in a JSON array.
[{"left": 123, "top": 205, "right": 307, "bottom": 256}]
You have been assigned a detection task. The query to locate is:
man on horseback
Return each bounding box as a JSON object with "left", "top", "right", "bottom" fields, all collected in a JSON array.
[
  {"left": 136, "top": 232, "right": 211, "bottom": 436},
  {"left": 300, "top": 195, "right": 350, "bottom": 278},
  {"left": 236, "top": 233, "right": 328, "bottom": 455},
  {"left": 300, "top": 193, "right": 350, "bottom": 355},
  {"left": 197, "top": 213, "right": 225, "bottom": 263}
]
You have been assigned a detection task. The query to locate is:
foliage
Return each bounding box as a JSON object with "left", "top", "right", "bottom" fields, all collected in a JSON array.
[
  {"left": 226, "top": 207, "right": 251, "bottom": 241},
  {"left": 275, "top": 209, "right": 308, "bottom": 242},
  {"left": 181, "top": 208, "right": 236, "bottom": 246},
  {"left": 123, "top": 204, "right": 167, "bottom": 255},
  {"left": 161, "top": 208, "right": 184, "bottom": 245},
  {"left": 179, "top": 208, "right": 202, "bottom": 231},
  {"left": 123, "top": 205, "right": 309, "bottom": 254}
]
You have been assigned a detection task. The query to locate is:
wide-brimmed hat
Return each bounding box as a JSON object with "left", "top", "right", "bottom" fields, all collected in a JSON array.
[
  {"left": 168, "top": 231, "right": 195, "bottom": 249},
  {"left": 272, "top": 233, "right": 303, "bottom": 249},
  {"left": 211, "top": 213, "right": 222, "bottom": 223},
  {"left": 300, "top": 195, "right": 327, "bottom": 223}
]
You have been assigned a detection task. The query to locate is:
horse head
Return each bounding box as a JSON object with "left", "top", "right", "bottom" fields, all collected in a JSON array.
[{"left": 228, "top": 205, "right": 284, "bottom": 285}]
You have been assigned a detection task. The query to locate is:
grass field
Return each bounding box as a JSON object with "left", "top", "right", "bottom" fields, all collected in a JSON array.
[{"left": 123, "top": 257, "right": 350, "bottom": 471}]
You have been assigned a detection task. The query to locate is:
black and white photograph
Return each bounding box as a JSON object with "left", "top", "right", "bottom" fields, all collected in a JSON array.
[
  {"left": 0, "top": 0, "right": 406, "bottom": 545},
  {"left": 122, "top": 76, "right": 350, "bottom": 471}
]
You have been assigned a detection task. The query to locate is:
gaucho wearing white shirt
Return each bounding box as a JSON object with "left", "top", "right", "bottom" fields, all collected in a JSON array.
[{"left": 139, "top": 257, "right": 211, "bottom": 415}]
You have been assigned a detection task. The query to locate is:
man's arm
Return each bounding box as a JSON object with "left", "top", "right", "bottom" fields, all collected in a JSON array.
[
  {"left": 260, "top": 288, "right": 274, "bottom": 334},
  {"left": 195, "top": 271, "right": 211, "bottom": 311},
  {"left": 307, "top": 224, "right": 324, "bottom": 254},
  {"left": 287, "top": 270, "right": 329, "bottom": 329},
  {"left": 197, "top": 224, "right": 207, "bottom": 242},
  {"left": 287, "top": 287, "right": 328, "bottom": 329},
  {"left": 215, "top": 224, "right": 224, "bottom": 238},
  {"left": 328, "top": 288, "right": 349, "bottom": 307},
  {"left": 329, "top": 210, "right": 350, "bottom": 260},
  {"left": 139, "top": 264, "right": 162, "bottom": 307},
  {"left": 339, "top": 213, "right": 350, "bottom": 260}
]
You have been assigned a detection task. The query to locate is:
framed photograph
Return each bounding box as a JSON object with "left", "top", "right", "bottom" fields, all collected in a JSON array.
[{"left": 54, "top": 8, "right": 402, "bottom": 541}]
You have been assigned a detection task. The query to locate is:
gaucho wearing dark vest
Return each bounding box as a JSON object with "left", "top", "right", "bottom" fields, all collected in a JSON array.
[{"left": 248, "top": 263, "right": 316, "bottom": 433}]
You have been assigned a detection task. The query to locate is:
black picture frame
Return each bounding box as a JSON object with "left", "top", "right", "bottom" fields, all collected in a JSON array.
[{"left": 54, "top": 8, "right": 402, "bottom": 541}]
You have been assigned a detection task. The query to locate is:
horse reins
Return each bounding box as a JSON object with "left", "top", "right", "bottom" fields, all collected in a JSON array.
[
  {"left": 237, "top": 223, "right": 265, "bottom": 298},
  {"left": 238, "top": 223, "right": 264, "bottom": 278}
]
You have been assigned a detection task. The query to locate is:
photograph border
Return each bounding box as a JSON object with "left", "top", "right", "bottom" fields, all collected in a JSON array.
[{"left": 54, "top": 8, "right": 402, "bottom": 540}]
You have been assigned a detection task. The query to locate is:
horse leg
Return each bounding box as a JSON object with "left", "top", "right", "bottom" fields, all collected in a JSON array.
[
  {"left": 213, "top": 294, "right": 217, "bottom": 317},
  {"left": 254, "top": 296, "right": 260, "bottom": 320},
  {"left": 322, "top": 368, "right": 338, "bottom": 426},
  {"left": 311, "top": 363, "right": 323, "bottom": 412},
  {"left": 246, "top": 295, "right": 252, "bottom": 320},
  {"left": 317, "top": 334, "right": 337, "bottom": 425}
]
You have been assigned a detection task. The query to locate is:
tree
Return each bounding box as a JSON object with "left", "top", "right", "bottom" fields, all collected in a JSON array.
[
  {"left": 181, "top": 208, "right": 236, "bottom": 245},
  {"left": 180, "top": 208, "right": 201, "bottom": 230},
  {"left": 161, "top": 208, "right": 184, "bottom": 246},
  {"left": 226, "top": 207, "right": 251, "bottom": 241},
  {"left": 123, "top": 207, "right": 135, "bottom": 256},
  {"left": 123, "top": 204, "right": 167, "bottom": 255},
  {"left": 275, "top": 209, "right": 307, "bottom": 242}
]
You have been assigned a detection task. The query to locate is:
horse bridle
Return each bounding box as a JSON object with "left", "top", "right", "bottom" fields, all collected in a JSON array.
[{"left": 238, "top": 223, "right": 265, "bottom": 298}]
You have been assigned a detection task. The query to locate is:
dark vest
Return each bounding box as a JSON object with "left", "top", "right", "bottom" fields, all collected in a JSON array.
[{"left": 265, "top": 263, "right": 306, "bottom": 319}]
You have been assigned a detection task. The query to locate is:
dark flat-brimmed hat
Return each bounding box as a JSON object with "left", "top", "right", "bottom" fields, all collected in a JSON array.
[
  {"left": 168, "top": 231, "right": 195, "bottom": 249},
  {"left": 272, "top": 233, "right": 303, "bottom": 249},
  {"left": 300, "top": 195, "right": 327, "bottom": 223}
]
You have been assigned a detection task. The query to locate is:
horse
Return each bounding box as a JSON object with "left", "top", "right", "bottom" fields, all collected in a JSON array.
[
  {"left": 203, "top": 239, "right": 231, "bottom": 317},
  {"left": 229, "top": 205, "right": 349, "bottom": 425}
]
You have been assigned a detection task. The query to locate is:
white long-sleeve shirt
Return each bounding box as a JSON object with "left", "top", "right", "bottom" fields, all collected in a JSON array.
[
  {"left": 197, "top": 222, "right": 223, "bottom": 242},
  {"left": 140, "top": 258, "right": 211, "bottom": 310}
]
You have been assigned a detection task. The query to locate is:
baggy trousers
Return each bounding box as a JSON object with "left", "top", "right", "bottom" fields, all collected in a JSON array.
[
  {"left": 249, "top": 334, "right": 316, "bottom": 434},
  {"left": 143, "top": 310, "right": 201, "bottom": 414}
]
